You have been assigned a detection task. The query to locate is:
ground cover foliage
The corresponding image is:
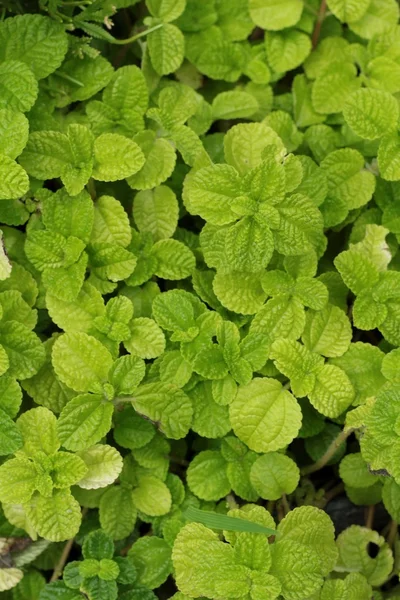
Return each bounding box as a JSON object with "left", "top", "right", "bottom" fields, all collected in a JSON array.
[{"left": 1, "top": 0, "right": 400, "bottom": 598}]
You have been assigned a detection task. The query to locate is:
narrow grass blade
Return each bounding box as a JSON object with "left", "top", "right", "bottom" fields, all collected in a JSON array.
[{"left": 184, "top": 506, "right": 277, "bottom": 535}]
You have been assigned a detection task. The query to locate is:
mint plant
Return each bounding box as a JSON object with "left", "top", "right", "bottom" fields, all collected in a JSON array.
[{"left": 2, "top": 0, "right": 400, "bottom": 598}]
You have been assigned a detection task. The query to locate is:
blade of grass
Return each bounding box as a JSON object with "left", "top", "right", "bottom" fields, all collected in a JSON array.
[{"left": 184, "top": 506, "right": 277, "bottom": 536}]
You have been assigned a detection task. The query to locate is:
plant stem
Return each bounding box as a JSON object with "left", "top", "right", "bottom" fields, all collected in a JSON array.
[
  {"left": 312, "top": 0, "right": 327, "bottom": 48},
  {"left": 301, "top": 429, "right": 352, "bottom": 476},
  {"left": 112, "top": 23, "right": 163, "bottom": 45},
  {"left": 324, "top": 482, "right": 345, "bottom": 503},
  {"left": 50, "top": 538, "right": 75, "bottom": 582},
  {"left": 365, "top": 504, "right": 375, "bottom": 529},
  {"left": 387, "top": 520, "right": 398, "bottom": 548},
  {"left": 50, "top": 508, "right": 87, "bottom": 582},
  {"left": 281, "top": 494, "right": 290, "bottom": 515}
]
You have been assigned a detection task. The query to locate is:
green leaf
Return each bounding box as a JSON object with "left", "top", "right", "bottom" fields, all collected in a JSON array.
[
  {"left": 0, "top": 14, "right": 68, "bottom": 79},
  {"left": 127, "top": 131, "right": 176, "bottom": 190},
  {"left": 103, "top": 64, "right": 148, "bottom": 120},
  {"left": 0, "top": 155, "right": 29, "bottom": 200},
  {"left": 147, "top": 0, "right": 186, "bottom": 21},
  {"left": 57, "top": 394, "right": 114, "bottom": 451},
  {"left": 270, "top": 338, "right": 323, "bottom": 397},
  {"left": 0, "top": 567, "right": 23, "bottom": 592},
  {"left": 265, "top": 29, "right": 311, "bottom": 73},
  {"left": 90, "top": 242, "right": 137, "bottom": 282},
  {"left": 349, "top": 0, "right": 399, "bottom": 39},
  {"left": 42, "top": 253, "right": 88, "bottom": 303},
  {"left": 0, "top": 375, "right": 22, "bottom": 420},
  {"left": 327, "top": 0, "right": 370, "bottom": 22},
  {"left": 308, "top": 364, "right": 355, "bottom": 418},
  {"left": 99, "top": 486, "right": 137, "bottom": 540},
  {"left": 80, "top": 577, "right": 117, "bottom": 600},
  {"left": 148, "top": 24, "right": 185, "bottom": 76},
  {"left": 224, "top": 122, "right": 285, "bottom": 176},
  {"left": 19, "top": 131, "right": 72, "bottom": 181},
  {"left": 230, "top": 378, "right": 302, "bottom": 452},
  {"left": 250, "top": 452, "right": 300, "bottom": 501},
  {"left": 294, "top": 277, "right": 328, "bottom": 310},
  {"left": 0, "top": 456, "right": 37, "bottom": 504},
  {"left": 132, "top": 474, "right": 172, "bottom": 516},
  {"left": 273, "top": 193, "right": 324, "bottom": 256},
  {"left": 0, "top": 410, "right": 23, "bottom": 456},
  {"left": 312, "top": 63, "right": 360, "bottom": 115},
  {"left": 133, "top": 186, "right": 178, "bottom": 241},
  {"left": 124, "top": 317, "right": 165, "bottom": 359},
  {"left": 150, "top": 239, "right": 195, "bottom": 280},
  {"left": 195, "top": 39, "right": 245, "bottom": 83},
  {"left": 77, "top": 444, "right": 122, "bottom": 490},
  {"left": 113, "top": 406, "right": 155, "bottom": 450},
  {"left": 91, "top": 195, "right": 131, "bottom": 248},
  {"left": 276, "top": 505, "right": 338, "bottom": 575},
  {"left": 189, "top": 381, "right": 230, "bottom": 437},
  {"left": 128, "top": 536, "right": 172, "bottom": 589},
  {"left": 26, "top": 490, "right": 81, "bottom": 542},
  {"left": 187, "top": 450, "right": 230, "bottom": 501},
  {"left": 213, "top": 271, "right": 267, "bottom": 315},
  {"left": 133, "top": 382, "right": 193, "bottom": 439},
  {"left": 0, "top": 60, "right": 38, "bottom": 113},
  {"left": 152, "top": 288, "right": 198, "bottom": 334},
  {"left": 331, "top": 342, "right": 386, "bottom": 405},
  {"left": 249, "top": 0, "right": 304, "bottom": 30},
  {"left": 0, "top": 321, "right": 45, "bottom": 379},
  {"left": 48, "top": 54, "right": 114, "bottom": 108},
  {"left": 83, "top": 529, "right": 114, "bottom": 560},
  {"left": 250, "top": 295, "right": 306, "bottom": 349},
  {"left": 378, "top": 133, "right": 400, "bottom": 181},
  {"left": 13, "top": 570, "right": 46, "bottom": 600},
  {"left": 172, "top": 522, "right": 252, "bottom": 599},
  {"left": 160, "top": 351, "right": 192, "bottom": 388},
  {"left": 302, "top": 304, "right": 352, "bottom": 358},
  {"left": 183, "top": 163, "right": 240, "bottom": 226},
  {"left": 211, "top": 91, "right": 258, "bottom": 120},
  {"left": 0, "top": 290, "right": 37, "bottom": 329},
  {"left": 42, "top": 188, "right": 94, "bottom": 245},
  {"left": 108, "top": 354, "right": 145, "bottom": 396},
  {"left": 17, "top": 406, "right": 59, "bottom": 457},
  {"left": 47, "top": 282, "right": 104, "bottom": 334},
  {"left": 382, "top": 479, "right": 400, "bottom": 523},
  {"left": 92, "top": 134, "right": 145, "bottom": 182},
  {"left": 52, "top": 332, "right": 113, "bottom": 394},
  {"left": 0, "top": 109, "right": 29, "bottom": 159},
  {"left": 336, "top": 525, "right": 393, "bottom": 586},
  {"left": 339, "top": 452, "right": 377, "bottom": 488},
  {"left": 343, "top": 89, "right": 399, "bottom": 140}
]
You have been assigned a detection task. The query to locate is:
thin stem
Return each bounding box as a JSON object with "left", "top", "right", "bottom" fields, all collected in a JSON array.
[
  {"left": 111, "top": 23, "right": 163, "bottom": 45},
  {"left": 50, "top": 508, "right": 88, "bottom": 582},
  {"left": 312, "top": 0, "right": 327, "bottom": 48},
  {"left": 387, "top": 520, "right": 398, "bottom": 548},
  {"left": 301, "top": 429, "right": 352, "bottom": 476},
  {"left": 50, "top": 538, "right": 75, "bottom": 582},
  {"left": 169, "top": 455, "right": 189, "bottom": 467},
  {"left": 324, "top": 482, "right": 344, "bottom": 503},
  {"left": 277, "top": 502, "right": 285, "bottom": 523},
  {"left": 281, "top": 494, "right": 290, "bottom": 516},
  {"left": 365, "top": 504, "right": 375, "bottom": 530}
]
